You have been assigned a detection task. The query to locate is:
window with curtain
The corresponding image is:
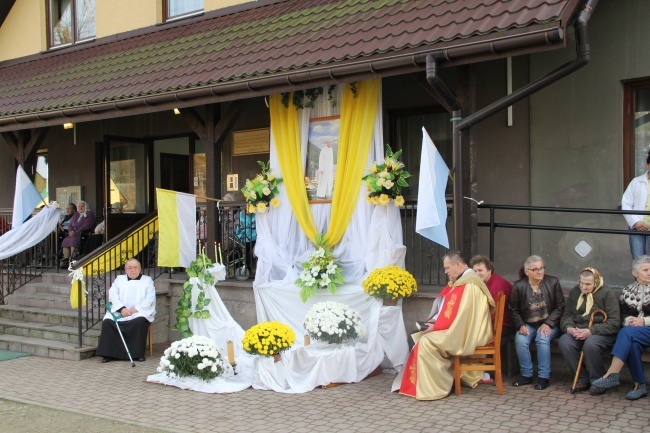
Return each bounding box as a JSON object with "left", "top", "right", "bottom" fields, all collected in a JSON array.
[
  {"left": 389, "top": 107, "right": 453, "bottom": 197},
  {"left": 48, "top": 0, "right": 95, "bottom": 48},
  {"left": 166, "top": 0, "right": 203, "bottom": 21},
  {"left": 624, "top": 79, "right": 650, "bottom": 185}
]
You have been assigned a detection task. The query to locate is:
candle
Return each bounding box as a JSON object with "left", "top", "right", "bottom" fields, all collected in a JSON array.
[
  {"left": 214, "top": 241, "right": 218, "bottom": 264},
  {"left": 198, "top": 239, "right": 202, "bottom": 255},
  {"left": 202, "top": 246, "right": 207, "bottom": 269},
  {"left": 304, "top": 335, "right": 310, "bottom": 346},
  {"left": 218, "top": 243, "right": 223, "bottom": 264},
  {"left": 227, "top": 340, "right": 235, "bottom": 365}
]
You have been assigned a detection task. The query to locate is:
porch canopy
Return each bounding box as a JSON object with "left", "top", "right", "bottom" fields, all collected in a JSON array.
[{"left": 0, "top": 0, "right": 584, "bottom": 132}]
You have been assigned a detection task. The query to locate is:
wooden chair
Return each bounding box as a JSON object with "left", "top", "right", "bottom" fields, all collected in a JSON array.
[
  {"left": 147, "top": 324, "right": 153, "bottom": 356},
  {"left": 453, "top": 291, "right": 506, "bottom": 396}
]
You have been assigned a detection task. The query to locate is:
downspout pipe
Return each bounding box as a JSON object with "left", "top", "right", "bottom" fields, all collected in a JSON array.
[
  {"left": 456, "top": 0, "right": 598, "bottom": 131},
  {"left": 426, "top": 53, "right": 463, "bottom": 250},
  {"left": 425, "top": 0, "right": 598, "bottom": 252}
]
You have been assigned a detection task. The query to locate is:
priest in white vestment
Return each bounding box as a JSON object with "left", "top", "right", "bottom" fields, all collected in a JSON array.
[
  {"left": 316, "top": 140, "right": 334, "bottom": 198},
  {"left": 96, "top": 258, "right": 156, "bottom": 363}
]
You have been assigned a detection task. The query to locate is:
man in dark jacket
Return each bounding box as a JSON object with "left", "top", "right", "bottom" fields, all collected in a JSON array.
[{"left": 559, "top": 267, "right": 620, "bottom": 395}]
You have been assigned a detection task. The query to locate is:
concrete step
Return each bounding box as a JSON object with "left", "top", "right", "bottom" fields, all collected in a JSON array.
[
  {"left": 16, "top": 281, "right": 73, "bottom": 296},
  {"left": 6, "top": 292, "right": 73, "bottom": 310},
  {"left": 0, "top": 318, "right": 100, "bottom": 347},
  {"left": 0, "top": 333, "right": 96, "bottom": 361},
  {"left": 0, "top": 305, "right": 101, "bottom": 328},
  {"left": 40, "top": 271, "right": 77, "bottom": 286}
]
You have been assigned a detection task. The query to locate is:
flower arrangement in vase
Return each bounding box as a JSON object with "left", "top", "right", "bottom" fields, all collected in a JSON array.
[
  {"left": 242, "top": 321, "right": 296, "bottom": 358},
  {"left": 362, "top": 265, "right": 418, "bottom": 305},
  {"left": 241, "top": 161, "right": 283, "bottom": 213},
  {"left": 156, "top": 335, "right": 232, "bottom": 381},
  {"left": 362, "top": 145, "right": 411, "bottom": 206},
  {"left": 303, "top": 301, "right": 366, "bottom": 344},
  {"left": 295, "top": 234, "right": 344, "bottom": 302}
]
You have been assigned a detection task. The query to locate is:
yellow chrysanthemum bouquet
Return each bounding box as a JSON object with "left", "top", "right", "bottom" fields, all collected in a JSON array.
[
  {"left": 241, "top": 161, "right": 283, "bottom": 213},
  {"left": 362, "top": 265, "right": 418, "bottom": 301},
  {"left": 242, "top": 321, "right": 295, "bottom": 356},
  {"left": 362, "top": 145, "right": 410, "bottom": 207}
]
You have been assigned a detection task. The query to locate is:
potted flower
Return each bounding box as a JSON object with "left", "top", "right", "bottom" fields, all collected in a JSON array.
[
  {"left": 156, "top": 335, "right": 232, "bottom": 381},
  {"left": 362, "top": 145, "right": 410, "bottom": 206},
  {"left": 241, "top": 161, "right": 283, "bottom": 213},
  {"left": 296, "top": 234, "right": 344, "bottom": 302},
  {"left": 242, "top": 321, "right": 295, "bottom": 361},
  {"left": 303, "top": 301, "right": 366, "bottom": 344},
  {"left": 362, "top": 265, "right": 418, "bottom": 306}
]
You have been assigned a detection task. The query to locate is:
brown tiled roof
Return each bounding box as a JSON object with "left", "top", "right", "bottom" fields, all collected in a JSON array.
[{"left": 0, "top": 0, "right": 585, "bottom": 130}]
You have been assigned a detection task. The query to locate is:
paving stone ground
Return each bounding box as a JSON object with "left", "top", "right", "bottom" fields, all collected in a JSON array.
[{"left": 0, "top": 351, "right": 647, "bottom": 433}]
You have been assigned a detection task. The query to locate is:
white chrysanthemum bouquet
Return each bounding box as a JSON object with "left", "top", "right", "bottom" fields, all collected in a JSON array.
[
  {"left": 296, "top": 234, "right": 344, "bottom": 302},
  {"left": 303, "top": 301, "right": 366, "bottom": 344},
  {"left": 157, "top": 335, "right": 232, "bottom": 381}
]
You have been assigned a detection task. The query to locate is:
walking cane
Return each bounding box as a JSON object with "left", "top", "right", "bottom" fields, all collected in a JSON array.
[
  {"left": 105, "top": 302, "right": 136, "bottom": 368},
  {"left": 570, "top": 309, "right": 607, "bottom": 394}
]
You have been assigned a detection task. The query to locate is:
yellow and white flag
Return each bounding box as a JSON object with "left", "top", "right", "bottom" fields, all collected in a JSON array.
[{"left": 157, "top": 188, "right": 196, "bottom": 267}]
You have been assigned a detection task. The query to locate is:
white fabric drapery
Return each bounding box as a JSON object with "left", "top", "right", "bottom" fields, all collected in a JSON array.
[{"left": 0, "top": 204, "right": 61, "bottom": 260}]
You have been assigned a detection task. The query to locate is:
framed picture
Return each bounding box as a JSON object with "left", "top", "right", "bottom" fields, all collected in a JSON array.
[{"left": 305, "top": 116, "right": 339, "bottom": 200}]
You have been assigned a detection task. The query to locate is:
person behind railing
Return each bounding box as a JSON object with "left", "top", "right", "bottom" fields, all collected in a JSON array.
[
  {"left": 509, "top": 255, "right": 565, "bottom": 390},
  {"left": 592, "top": 255, "right": 650, "bottom": 400},
  {"left": 84, "top": 220, "right": 105, "bottom": 254},
  {"left": 60, "top": 200, "right": 95, "bottom": 268},
  {"left": 96, "top": 258, "right": 156, "bottom": 363},
  {"left": 622, "top": 151, "right": 650, "bottom": 259},
  {"left": 559, "top": 267, "right": 620, "bottom": 395},
  {"left": 398, "top": 251, "right": 495, "bottom": 400},
  {"left": 0, "top": 214, "right": 10, "bottom": 235},
  {"left": 60, "top": 203, "right": 77, "bottom": 231},
  {"left": 235, "top": 209, "right": 256, "bottom": 272}
]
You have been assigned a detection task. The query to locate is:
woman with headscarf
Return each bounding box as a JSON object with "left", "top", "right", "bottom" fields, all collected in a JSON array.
[
  {"left": 593, "top": 255, "right": 650, "bottom": 400},
  {"left": 558, "top": 268, "right": 620, "bottom": 395}
]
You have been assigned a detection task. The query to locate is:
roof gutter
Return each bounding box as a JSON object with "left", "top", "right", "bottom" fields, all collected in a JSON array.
[
  {"left": 425, "top": 0, "right": 598, "bottom": 252},
  {"left": 0, "top": 27, "right": 565, "bottom": 131}
]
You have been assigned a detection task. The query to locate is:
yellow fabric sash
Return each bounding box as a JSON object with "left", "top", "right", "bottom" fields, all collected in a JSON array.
[{"left": 270, "top": 79, "right": 381, "bottom": 247}]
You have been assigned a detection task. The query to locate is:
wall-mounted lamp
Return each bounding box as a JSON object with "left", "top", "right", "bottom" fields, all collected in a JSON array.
[
  {"left": 63, "top": 122, "right": 74, "bottom": 129},
  {"left": 173, "top": 108, "right": 181, "bottom": 115},
  {"left": 63, "top": 122, "right": 77, "bottom": 145}
]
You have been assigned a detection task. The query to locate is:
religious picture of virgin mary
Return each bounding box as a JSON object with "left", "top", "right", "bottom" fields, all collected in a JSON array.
[{"left": 306, "top": 116, "right": 339, "bottom": 200}]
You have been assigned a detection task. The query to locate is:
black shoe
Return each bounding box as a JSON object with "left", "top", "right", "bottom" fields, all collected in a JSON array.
[
  {"left": 589, "top": 385, "right": 607, "bottom": 395},
  {"left": 101, "top": 357, "right": 111, "bottom": 363},
  {"left": 59, "top": 259, "right": 69, "bottom": 268},
  {"left": 534, "top": 378, "right": 550, "bottom": 390},
  {"left": 511, "top": 376, "right": 533, "bottom": 386},
  {"left": 137, "top": 357, "right": 145, "bottom": 362},
  {"left": 574, "top": 382, "right": 590, "bottom": 392}
]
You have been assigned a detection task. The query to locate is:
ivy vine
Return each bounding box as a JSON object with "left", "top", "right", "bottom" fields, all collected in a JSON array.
[{"left": 174, "top": 253, "right": 214, "bottom": 338}]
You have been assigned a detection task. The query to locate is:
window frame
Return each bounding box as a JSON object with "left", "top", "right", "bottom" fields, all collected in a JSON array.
[
  {"left": 623, "top": 78, "right": 650, "bottom": 187},
  {"left": 46, "top": 0, "right": 95, "bottom": 49},
  {"left": 163, "top": 0, "right": 204, "bottom": 22}
]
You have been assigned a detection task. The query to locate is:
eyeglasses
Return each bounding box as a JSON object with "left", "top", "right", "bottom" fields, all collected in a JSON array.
[{"left": 527, "top": 267, "right": 545, "bottom": 273}]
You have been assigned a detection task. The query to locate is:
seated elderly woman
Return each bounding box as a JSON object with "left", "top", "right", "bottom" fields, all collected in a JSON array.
[
  {"left": 59, "top": 200, "right": 95, "bottom": 267},
  {"left": 509, "top": 255, "right": 565, "bottom": 390},
  {"left": 592, "top": 255, "right": 650, "bottom": 400}
]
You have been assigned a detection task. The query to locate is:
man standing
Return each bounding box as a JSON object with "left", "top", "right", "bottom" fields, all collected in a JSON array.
[
  {"left": 316, "top": 140, "right": 334, "bottom": 198},
  {"left": 96, "top": 258, "right": 156, "bottom": 363},
  {"left": 559, "top": 267, "right": 620, "bottom": 395},
  {"left": 397, "top": 251, "right": 495, "bottom": 400},
  {"left": 470, "top": 255, "right": 514, "bottom": 338}
]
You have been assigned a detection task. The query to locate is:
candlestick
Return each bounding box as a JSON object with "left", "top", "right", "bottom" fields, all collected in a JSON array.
[
  {"left": 304, "top": 335, "right": 310, "bottom": 346},
  {"left": 227, "top": 340, "right": 235, "bottom": 365},
  {"left": 214, "top": 241, "right": 218, "bottom": 264}
]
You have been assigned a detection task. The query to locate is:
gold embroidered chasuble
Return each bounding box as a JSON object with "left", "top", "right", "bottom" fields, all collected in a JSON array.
[{"left": 402, "top": 270, "right": 495, "bottom": 400}]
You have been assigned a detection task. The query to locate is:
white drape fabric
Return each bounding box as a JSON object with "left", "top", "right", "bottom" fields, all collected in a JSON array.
[{"left": 0, "top": 204, "right": 61, "bottom": 260}]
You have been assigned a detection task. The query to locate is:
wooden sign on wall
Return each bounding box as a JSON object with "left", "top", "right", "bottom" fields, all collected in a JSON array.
[{"left": 232, "top": 128, "right": 270, "bottom": 156}]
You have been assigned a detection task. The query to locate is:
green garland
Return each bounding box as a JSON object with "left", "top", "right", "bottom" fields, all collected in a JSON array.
[{"left": 174, "top": 253, "right": 214, "bottom": 338}]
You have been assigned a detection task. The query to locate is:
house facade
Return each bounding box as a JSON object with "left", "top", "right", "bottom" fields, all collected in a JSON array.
[{"left": 0, "top": 0, "right": 647, "bottom": 287}]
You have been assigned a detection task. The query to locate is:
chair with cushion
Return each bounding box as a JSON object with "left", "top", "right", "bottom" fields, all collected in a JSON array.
[{"left": 453, "top": 291, "right": 506, "bottom": 396}]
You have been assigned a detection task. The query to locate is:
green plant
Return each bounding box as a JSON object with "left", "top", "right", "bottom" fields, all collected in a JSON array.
[
  {"left": 295, "top": 234, "right": 344, "bottom": 302},
  {"left": 362, "top": 144, "right": 411, "bottom": 206},
  {"left": 174, "top": 253, "right": 214, "bottom": 338},
  {"left": 241, "top": 161, "right": 283, "bottom": 213}
]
